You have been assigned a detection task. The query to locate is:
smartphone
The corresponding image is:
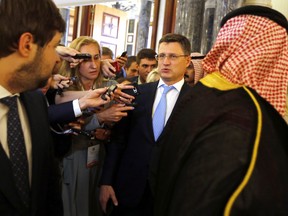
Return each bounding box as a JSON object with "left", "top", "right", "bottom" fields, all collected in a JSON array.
[
  {"left": 111, "top": 61, "right": 121, "bottom": 74},
  {"left": 122, "top": 82, "right": 140, "bottom": 97},
  {"left": 101, "top": 84, "right": 118, "bottom": 100},
  {"left": 71, "top": 128, "right": 93, "bottom": 138},
  {"left": 56, "top": 76, "right": 78, "bottom": 96},
  {"left": 73, "top": 53, "right": 91, "bottom": 59},
  {"left": 120, "top": 51, "right": 127, "bottom": 57},
  {"left": 121, "top": 83, "right": 140, "bottom": 107}
]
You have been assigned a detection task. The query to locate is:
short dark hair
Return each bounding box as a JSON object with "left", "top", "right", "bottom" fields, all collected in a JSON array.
[
  {"left": 125, "top": 56, "right": 137, "bottom": 69},
  {"left": 159, "top": 33, "right": 191, "bottom": 55},
  {"left": 0, "top": 0, "right": 66, "bottom": 58},
  {"left": 102, "top": 47, "right": 114, "bottom": 59},
  {"left": 136, "top": 48, "right": 157, "bottom": 64}
]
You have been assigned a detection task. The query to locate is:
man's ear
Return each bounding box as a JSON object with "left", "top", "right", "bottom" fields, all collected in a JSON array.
[
  {"left": 18, "top": 32, "right": 34, "bottom": 57},
  {"left": 186, "top": 56, "right": 192, "bottom": 67}
]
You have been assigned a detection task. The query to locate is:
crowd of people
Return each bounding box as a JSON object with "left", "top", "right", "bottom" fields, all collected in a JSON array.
[{"left": 0, "top": 0, "right": 287, "bottom": 216}]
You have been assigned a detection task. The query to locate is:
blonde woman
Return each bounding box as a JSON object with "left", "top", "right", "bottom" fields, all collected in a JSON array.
[{"left": 58, "top": 36, "right": 132, "bottom": 216}]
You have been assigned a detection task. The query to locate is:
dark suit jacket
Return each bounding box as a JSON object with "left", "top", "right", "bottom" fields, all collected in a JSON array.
[
  {"left": 46, "top": 89, "right": 76, "bottom": 158},
  {"left": 0, "top": 90, "right": 63, "bottom": 216},
  {"left": 48, "top": 102, "right": 76, "bottom": 124},
  {"left": 100, "top": 81, "right": 191, "bottom": 207},
  {"left": 150, "top": 82, "right": 288, "bottom": 216},
  {"left": 46, "top": 89, "right": 76, "bottom": 125}
]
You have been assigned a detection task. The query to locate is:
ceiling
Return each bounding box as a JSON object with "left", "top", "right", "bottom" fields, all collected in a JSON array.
[
  {"left": 53, "top": 0, "right": 132, "bottom": 7},
  {"left": 53, "top": 0, "right": 141, "bottom": 19}
]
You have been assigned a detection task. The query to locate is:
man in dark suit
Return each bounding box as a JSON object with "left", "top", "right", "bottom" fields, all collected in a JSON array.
[
  {"left": 99, "top": 34, "right": 192, "bottom": 216},
  {"left": 0, "top": 0, "right": 65, "bottom": 215}
]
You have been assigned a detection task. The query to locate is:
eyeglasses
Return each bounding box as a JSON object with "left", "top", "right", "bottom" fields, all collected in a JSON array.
[{"left": 155, "top": 53, "right": 188, "bottom": 61}]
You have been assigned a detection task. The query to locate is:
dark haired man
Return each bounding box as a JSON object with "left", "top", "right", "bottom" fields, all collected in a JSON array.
[
  {"left": 99, "top": 34, "right": 192, "bottom": 216},
  {"left": 124, "top": 56, "right": 138, "bottom": 78},
  {"left": 116, "top": 56, "right": 138, "bottom": 83},
  {"left": 0, "top": 0, "right": 65, "bottom": 215},
  {"left": 129, "top": 48, "right": 157, "bottom": 84},
  {"left": 101, "top": 47, "right": 114, "bottom": 60},
  {"left": 150, "top": 5, "right": 288, "bottom": 216}
]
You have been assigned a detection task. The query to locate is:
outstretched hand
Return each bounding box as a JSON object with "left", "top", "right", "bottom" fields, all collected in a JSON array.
[
  {"left": 56, "top": 45, "right": 84, "bottom": 68},
  {"left": 78, "top": 88, "right": 111, "bottom": 110},
  {"left": 56, "top": 46, "right": 79, "bottom": 62},
  {"left": 113, "top": 83, "right": 136, "bottom": 104},
  {"left": 96, "top": 103, "right": 134, "bottom": 124},
  {"left": 50, "top": 74, "right": 74, "bottom": 89},
  {"left": 101, "top": 59, "right": 117, "bottom": 78},
  {"left": 115, "top": 56, "right": 127, "bottom": 68}
]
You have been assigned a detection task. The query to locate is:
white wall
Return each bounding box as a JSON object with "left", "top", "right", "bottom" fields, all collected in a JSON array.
[{"left": 272, "top": 0, "right": 288, "bottom": 18}]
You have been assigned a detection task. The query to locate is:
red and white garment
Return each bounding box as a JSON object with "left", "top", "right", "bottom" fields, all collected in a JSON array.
[{"left": 202, "top": 14, "right": 288, "bottom": 116}]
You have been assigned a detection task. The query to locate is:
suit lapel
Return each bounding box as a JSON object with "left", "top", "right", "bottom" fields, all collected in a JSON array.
[
  {"left": 175, "top": 82, "right": 191, "bottom": 105},
  {"left": 0, "top": 93, "right": 40, "bottom": 213},
  {"left": 141, "top": 82, "right": 159, "bottom": 142},
  {"left": 0, "top": 145, "right": 26, "bottom": 212},
  {"left": 20, "top": 91, "right": 47, "bottom": 215}
]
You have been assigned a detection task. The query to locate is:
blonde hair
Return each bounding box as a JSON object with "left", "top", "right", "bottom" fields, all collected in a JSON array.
[
  {"left": 59, "top": 36, "right": 104, "bottom": 91},
  {"left": 146, "top": 68, "right": 160, "bottom": 83}
]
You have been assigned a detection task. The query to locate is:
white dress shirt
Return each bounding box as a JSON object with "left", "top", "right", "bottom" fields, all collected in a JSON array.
[
  {"left": 152, "top": 78, "right": 184, "bottom": 125},
  {"left": 0, "top": 85, "right": 32, "bottom": 184}
]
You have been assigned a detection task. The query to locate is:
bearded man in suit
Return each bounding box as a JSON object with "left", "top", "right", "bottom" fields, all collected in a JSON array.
[{"left": 0, "top": 0, "right": 74, "bottom": 215}]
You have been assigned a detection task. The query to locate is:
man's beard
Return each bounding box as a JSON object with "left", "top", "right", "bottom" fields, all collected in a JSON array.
[{"left": 9, "top": 47, "right": 51, "bottom": 92}]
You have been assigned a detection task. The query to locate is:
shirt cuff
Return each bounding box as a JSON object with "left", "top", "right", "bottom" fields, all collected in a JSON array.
[{"left": 73, "top": 99, "right": 82, "bottom": 117}]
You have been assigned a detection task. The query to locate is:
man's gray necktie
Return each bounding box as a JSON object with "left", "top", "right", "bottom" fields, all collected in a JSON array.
[
  {"left": 153, "top": 85, "right": 173, "bottom": 141},
  {"left": 1, "top": 96, "right": 30, "bottom": 208}
]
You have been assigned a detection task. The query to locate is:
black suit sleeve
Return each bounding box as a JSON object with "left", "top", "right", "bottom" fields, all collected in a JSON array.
[
  {"left": 99, "top": 112, "right": 131, "bottom": 185},
  {"left": 48, "top": 101, "right": 77, "bottom": 124}
]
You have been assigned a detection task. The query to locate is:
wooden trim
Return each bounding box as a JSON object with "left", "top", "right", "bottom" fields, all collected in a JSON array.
[
  {"left": 72, "top": 7, "right": 79, "bottom": 40},
  {"left": 171, "top": 0, "right": 177, "bottom": 32},
  {"left": 89, "top": 5, "right": 95, "bottom": 37},
  {"left": 163, "top": 0, "right": 177, "bottom": 34},
  {"left": 151, "top": 0, "right": 160, "bottom": 49},
  {"left": 80, "top": 6, "right": 90, "bottom": 36}
]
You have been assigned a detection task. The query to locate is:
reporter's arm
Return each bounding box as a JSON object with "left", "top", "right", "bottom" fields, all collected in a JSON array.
[
  {"left": 96, "top": 103, "right": 134, "bottom": 124},
  {"left": 55, "top": 91, "right": 87, "bottom": 104}
]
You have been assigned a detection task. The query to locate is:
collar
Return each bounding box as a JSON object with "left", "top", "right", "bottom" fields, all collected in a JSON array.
[
  {"left": 200, "top": 72, "right": 242, "bottom": 91},
  {"left": 0, "top": 85, "right": 20, "bottom": 99},
  {"left": 137, "top": 76, "right": 143, "bottom": 85},
  {"left": 157, "top": 78, "right": 185, "bottom": 92}
]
